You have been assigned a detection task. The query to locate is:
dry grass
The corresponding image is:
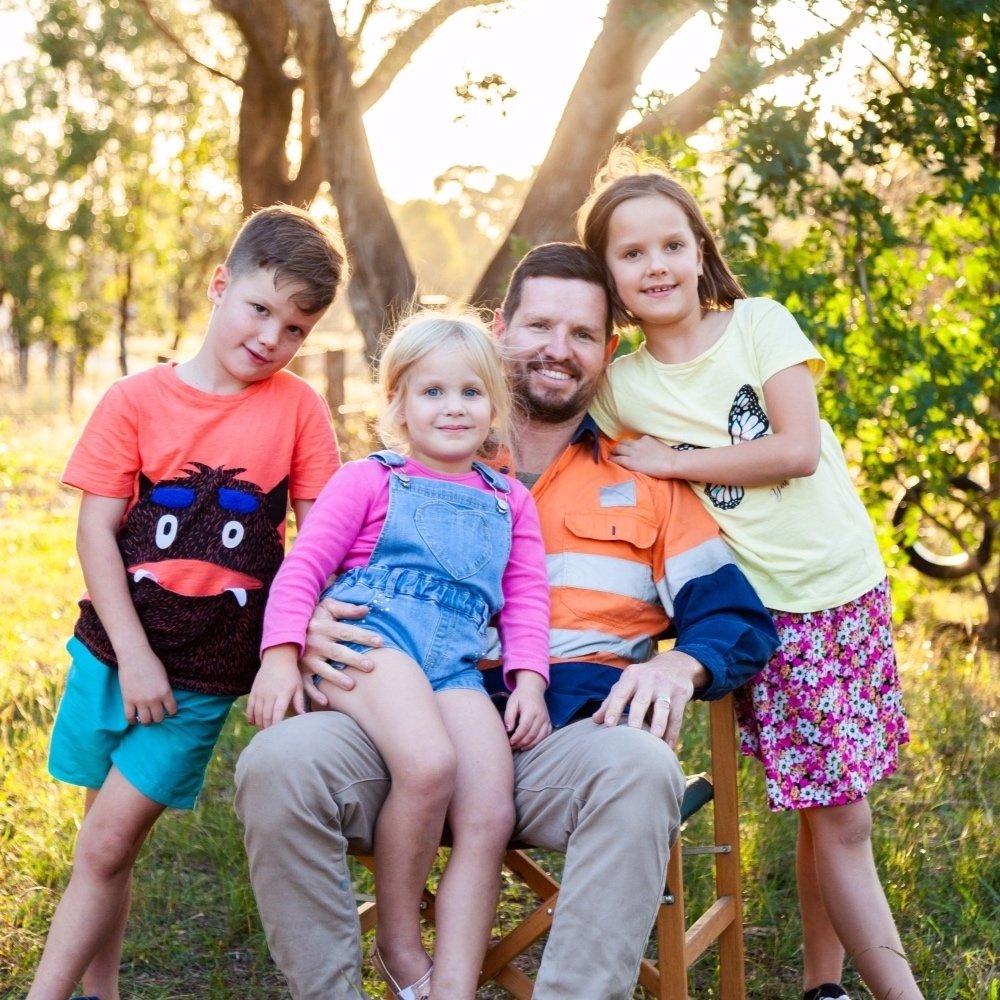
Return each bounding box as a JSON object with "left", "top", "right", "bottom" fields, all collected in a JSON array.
[{"left": 1, "top": 371, "right": 997, "bottom": 999}]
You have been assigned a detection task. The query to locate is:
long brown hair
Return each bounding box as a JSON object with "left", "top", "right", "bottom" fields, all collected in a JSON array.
[{"left": 577, "top": 145, "right": 745, "bottom": 328}]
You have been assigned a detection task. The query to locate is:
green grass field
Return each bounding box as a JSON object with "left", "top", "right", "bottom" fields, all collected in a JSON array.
[{"left": 1, "top": 395, "right": 997, "bottom": 999}]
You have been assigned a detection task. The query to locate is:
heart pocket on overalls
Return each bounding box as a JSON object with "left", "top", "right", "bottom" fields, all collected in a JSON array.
[{"left": 414, "top": 500, "right": 492, "bottom": 579}]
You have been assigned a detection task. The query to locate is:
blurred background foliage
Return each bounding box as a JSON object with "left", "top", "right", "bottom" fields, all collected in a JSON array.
[{"left": 0, "top": 0, "right": 997, "bottom": 638}]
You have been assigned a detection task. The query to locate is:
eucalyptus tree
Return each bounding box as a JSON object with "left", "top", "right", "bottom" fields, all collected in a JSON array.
[
  {"left": 703, "top": 0, "right": 1000, "bottom": 642},
  {"left": 134, "top": 0, "right": 868, "bottom": 355},
  {"left": 0, "top": 0, "right": 238, "bottom": 388}
]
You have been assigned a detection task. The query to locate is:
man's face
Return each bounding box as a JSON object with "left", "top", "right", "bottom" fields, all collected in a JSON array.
[{"left": 496, "top": 276, "right": 617, "bottom": 423}]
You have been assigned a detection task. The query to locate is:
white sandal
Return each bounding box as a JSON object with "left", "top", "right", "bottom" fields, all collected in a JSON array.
[{"left": 371, "top": 944, "right": 432, "bottom": 1000}]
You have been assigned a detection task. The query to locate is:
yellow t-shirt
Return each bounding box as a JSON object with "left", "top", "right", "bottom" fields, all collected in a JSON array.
[{"left": 590, "top": 298, "right": 884, "bottom": 612}]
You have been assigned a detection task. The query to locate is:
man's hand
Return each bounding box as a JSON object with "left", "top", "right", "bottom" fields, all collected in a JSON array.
[
  {"left": 299, "top": 598, "right": 383, "bottom": 706},
  {"left": 592, "top": 649, "right": 707, "bottom": 748}
]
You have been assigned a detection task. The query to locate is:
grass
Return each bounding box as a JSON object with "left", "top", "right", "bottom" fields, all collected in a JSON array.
[{"left": 1, "top": 388, "right": 998, "bottom": 999}]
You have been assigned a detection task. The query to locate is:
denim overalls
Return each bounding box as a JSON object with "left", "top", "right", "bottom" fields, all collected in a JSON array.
[{"left": 322, "top": 451, "right": 513, "bottom": 693}]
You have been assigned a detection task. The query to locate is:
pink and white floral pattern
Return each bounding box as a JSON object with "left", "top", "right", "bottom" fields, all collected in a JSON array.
[{"left": 736, "top": 578, "right": 910, "bottom": 812}]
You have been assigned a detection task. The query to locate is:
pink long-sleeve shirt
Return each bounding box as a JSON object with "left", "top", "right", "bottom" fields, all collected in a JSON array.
[{"left": 261, "top": 456, "right": 551, "bottom": 686}]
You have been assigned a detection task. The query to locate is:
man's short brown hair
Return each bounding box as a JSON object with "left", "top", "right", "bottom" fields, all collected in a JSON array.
[{"left": 500, "top": 242, "right": 613, "bottom": 341}]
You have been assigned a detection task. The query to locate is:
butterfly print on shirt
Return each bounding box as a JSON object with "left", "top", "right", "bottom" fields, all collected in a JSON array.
[{"left": 674, "top": 384, "right": 772, "bottom": 511}]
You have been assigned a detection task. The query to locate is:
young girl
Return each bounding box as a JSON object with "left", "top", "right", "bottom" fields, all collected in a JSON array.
[
  {"left": 579, "top": 148, "right": 924, "bottom": 1000},
  {"left": 247, "top": 311, "right": 552, "bottom": 1000}
]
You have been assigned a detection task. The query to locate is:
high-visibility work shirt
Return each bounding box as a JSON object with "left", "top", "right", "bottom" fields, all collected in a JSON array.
[{"left": 480, "top": 418, "right": 779, "bottom": 727}]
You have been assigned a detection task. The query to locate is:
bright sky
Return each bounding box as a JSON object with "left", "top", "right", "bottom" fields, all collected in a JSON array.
[{"left": 0, "top": 1, "right": 879, "bottom": 203}]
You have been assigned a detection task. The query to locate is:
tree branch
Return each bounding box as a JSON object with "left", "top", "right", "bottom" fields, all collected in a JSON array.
[
  {"left": 627, "top": 5, "right": 869, "bottom": 141},
  {"left": 133, "top": 0, "right": 240, "bottom": 85},
  {"left": 356, "top": 0, "right": 505, "bottom": 111}
]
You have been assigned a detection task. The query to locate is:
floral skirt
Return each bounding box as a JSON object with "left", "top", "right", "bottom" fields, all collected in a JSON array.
[{"left": 735, "top": 578, "right": 910, "bottom": 812}]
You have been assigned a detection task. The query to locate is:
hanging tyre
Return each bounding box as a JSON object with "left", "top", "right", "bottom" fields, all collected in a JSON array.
[{"left": 891, "top": 474, "right": 994, "bottom": 579}]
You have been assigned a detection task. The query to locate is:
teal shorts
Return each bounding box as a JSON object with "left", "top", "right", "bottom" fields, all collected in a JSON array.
[{"left": 48, "top": 637, "right": 235, "bottom": 810}]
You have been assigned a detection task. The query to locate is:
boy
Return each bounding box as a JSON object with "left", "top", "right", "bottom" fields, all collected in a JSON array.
[{"left": 27, "top": 205, "right": 347, "bottom": 1000}]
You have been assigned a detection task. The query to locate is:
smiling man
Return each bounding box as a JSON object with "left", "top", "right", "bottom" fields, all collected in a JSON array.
[{"left": 234, "top": 242, "right": 778, "bottom": 1000}]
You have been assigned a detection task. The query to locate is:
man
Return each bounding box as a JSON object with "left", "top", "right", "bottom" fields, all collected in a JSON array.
[{"left": 234, "top": 243, "right": 778, "bottom": 999}]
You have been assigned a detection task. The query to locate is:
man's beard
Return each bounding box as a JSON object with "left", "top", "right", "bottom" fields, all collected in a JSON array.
[{"left": 507, "top": 357, "right": 598, "bottom": 424}]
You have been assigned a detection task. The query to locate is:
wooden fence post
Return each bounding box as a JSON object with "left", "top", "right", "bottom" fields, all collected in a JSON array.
[{"left": 325, "top": 349, "right": 346, "bottom": 432}]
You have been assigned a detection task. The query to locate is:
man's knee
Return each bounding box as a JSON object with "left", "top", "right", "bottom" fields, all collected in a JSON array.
[
  {"left": 515, "top": 722, "right": 685, "bottom": 850},
  {"left": 235, "top": 712, "right": 385, "bottom": 834},
  {"left": 585, "top": 725, "right": 684, "bottom": 803}
]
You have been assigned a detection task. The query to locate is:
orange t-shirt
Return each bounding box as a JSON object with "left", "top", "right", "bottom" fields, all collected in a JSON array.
[{"left": 62, "top": 363, "right": 339, "bottom": 696}]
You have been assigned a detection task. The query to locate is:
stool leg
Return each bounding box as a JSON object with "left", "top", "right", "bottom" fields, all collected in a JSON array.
[
  {"left": 656, "top": 842, "right": 690, "bottom": 1000},
  {"left": 711, "top": 696, "right": 746, "bottom": 1000}
]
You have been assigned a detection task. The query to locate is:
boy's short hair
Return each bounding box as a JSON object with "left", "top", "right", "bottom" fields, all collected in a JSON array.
[{"left": 225, "top": 204, "right": 349, "bottom": 314}]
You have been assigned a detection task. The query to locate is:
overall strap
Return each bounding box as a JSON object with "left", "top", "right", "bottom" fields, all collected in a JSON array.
[
  {"left": 368, "top": 450, "right": 407, "bottom": 468},
  {"left": 472, "top": 461, "right": 511, "bottom": 514},
  {"left": 368, "top": 450, "right": 411, "bottom": 485}
]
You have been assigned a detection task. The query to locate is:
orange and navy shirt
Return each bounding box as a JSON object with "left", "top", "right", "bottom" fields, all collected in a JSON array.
[{"left": 480, "top": 418, "right": 778, "bottom": 727}]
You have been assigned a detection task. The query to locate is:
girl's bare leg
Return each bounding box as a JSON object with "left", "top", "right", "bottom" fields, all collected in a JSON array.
[
  {"left": 27, "top": 770, "right": 165, "bottom": 1000},
  {"left": 429, "top": 690, "right": 516, "bottom": 999},
  {"left": 319, "top": 649, "right": 455, "bottom": 990},
  {"left": 798, "top": 810, "right": 847, "bottom": 991},
  {"left": 804, "top": 800, "right": 925, "bottom": 1000}
]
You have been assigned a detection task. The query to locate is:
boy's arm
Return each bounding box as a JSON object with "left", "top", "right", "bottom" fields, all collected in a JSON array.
[
  {"left": 77, "top": 492, "right": 177, "bottom": 725},
  {"left": 290, "top": 497, "right": 315, "bottom": 530}
]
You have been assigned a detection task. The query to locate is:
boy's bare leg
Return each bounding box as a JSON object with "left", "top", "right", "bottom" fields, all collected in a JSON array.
[
  {"left": 318, "top": 649, "right": 454, "bottom": 991},
  {"left": 430, "top": 690, "right": 516, "bottom": 999},
  {"left": 27, "top": 769, "right": 164, "bottom": 1000}
]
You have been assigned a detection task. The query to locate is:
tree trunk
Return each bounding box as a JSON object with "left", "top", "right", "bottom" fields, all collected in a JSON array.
[
  {"left": 17, "top": 342, "right": 28, "bottom": 389},
  {"left": 213, "top": 0, "right": 297, "bottom": 211},
  {"left": 118, "top": 257, "right": 132, "bottom": 377},
  {"left": 290, "top": 0, "right": 417, "bottom": 359},
  {"left": 67, "top": 346, "right": 78, "bottom": 409},
  {"left": 470, "top": 0, "right": 701, "bottom": 308}
]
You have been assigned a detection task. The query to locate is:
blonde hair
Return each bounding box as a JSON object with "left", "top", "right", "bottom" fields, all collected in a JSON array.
[
  {"left": 577, "top": 144, "right": 746, "bottom": 327},
  {"left": 377, "top": 309, "right": 512, "bottom": 459}
]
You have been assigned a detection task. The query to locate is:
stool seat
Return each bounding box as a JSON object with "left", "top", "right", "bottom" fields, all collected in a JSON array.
[{"left": 353, "top": 693, "right": 746, "bottom": 999}]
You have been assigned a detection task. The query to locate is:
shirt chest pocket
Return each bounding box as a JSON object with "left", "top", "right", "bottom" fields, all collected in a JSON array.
[
  {"left": 564, "top": 511, "right": 658, "bottom": 549},
  {"left": 557, "top": 511, "right": 660, "bottom": 628}
]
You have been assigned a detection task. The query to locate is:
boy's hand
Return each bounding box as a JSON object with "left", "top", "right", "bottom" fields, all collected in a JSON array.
[
  {"left": 118, "top": 647, "right": 177, "bottom": 725},
  {"left": 247, "top": 646, "right": 304, "bottom": 729},
  {"left": 504, "top": 670, "right": 552, "bottom": 750}
]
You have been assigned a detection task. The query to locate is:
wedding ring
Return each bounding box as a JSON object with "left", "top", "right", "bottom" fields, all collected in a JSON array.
[{"left": 656, "top": 696, "right": 672, "bottom": 705}]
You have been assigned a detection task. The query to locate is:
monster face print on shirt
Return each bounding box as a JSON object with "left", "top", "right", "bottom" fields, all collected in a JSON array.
[
  {"left": 122, "top": 463, "right": 286, "bottom": 605},
  {"left": 74, "top": 464, "right": 288, "bottom": 695}
]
